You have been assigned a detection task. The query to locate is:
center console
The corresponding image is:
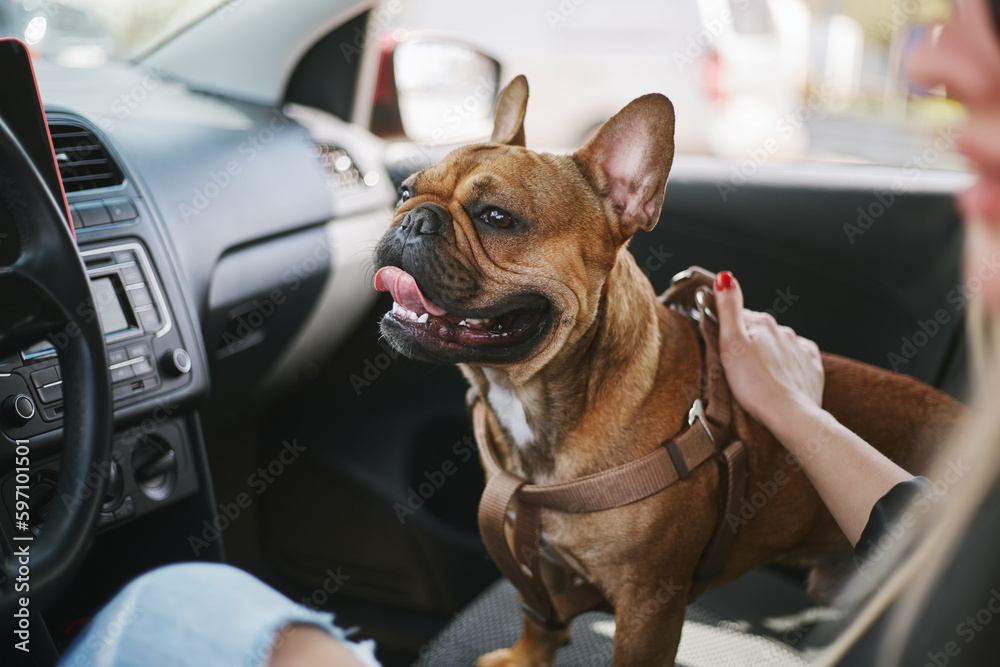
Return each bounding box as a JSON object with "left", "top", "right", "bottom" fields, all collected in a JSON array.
[
  {"left": 2, "top": 241, "right": 191, "bottom": 433},
  {"left": 0, "top": 236, "right": 202, "bottom": 537}
]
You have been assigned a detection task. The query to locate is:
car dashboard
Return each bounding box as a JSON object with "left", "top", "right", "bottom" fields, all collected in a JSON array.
[{"left": 0, "top": 44, "right": 395, "bottom": 653}]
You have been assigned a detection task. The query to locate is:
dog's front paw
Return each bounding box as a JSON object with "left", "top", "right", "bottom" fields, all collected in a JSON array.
[{"left": 476, "top": 648, "right": 526, "bottom": 667}]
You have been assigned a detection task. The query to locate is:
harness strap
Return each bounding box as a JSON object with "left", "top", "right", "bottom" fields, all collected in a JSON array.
[
  {"left": 663, "top": 268, "right": 750, "bottom": 582},
  {"left": 474, "top": 397, "right": 718, "bottom": 627},
  {"left": 474, "top": 265, "right": 749, "bottom": 627},
  {"left": 477, "top": 469, "right": 552, "bottom": 619},
  {"left": 696, "top": 440, "right": 748, "bottom": 580}
]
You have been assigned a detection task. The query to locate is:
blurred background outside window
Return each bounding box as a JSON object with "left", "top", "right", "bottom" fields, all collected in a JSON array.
[{"left": 0, "top": 0, "right": 965, "bottom": 170}]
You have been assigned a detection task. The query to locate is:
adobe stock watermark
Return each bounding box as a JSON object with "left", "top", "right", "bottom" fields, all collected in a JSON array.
[
  {"left": 853, "top": 458, "right": 968, "bottom": 581},
  {"left": 300, "top": 566, "right": 351, "bottom": 610},
  {"left": 349, "top": 338, "right": 401, "bottom": 395},
  {"left": 215, "top": 0, "right": 245, "bottom": 21},
  {"left": 671, "top": 0, "right": 752, "bottom": 71},
  {"left": 218, "top": 235, "right": 331, "bottom": 357},
  {"left": 41, "top": 274, "right": 136, "bottom": 353},
  {"left": 97, "top": 66, "right": 165, "bottom": 133},
  {"left": 544, "top": 0, "right": 589, "bottom": 31},
  {"left": 717, "top": 84, "right": 835, "bottom": 202},
  {"left": 340, "top": 0, "right": 402, "bottom": 63},
  {"left": 60, "top": 600, "right": 145, "bottom": 666},
  {"left": 372, "top": 73, "right": 498, "bottom": 180},
  {"left": 844, "top": 125, "right": 959, "bottom": 245},
  {"left": 638, "top": 245, "right": 674, "bottom": 280},
  {"left": 887, "top": 252, "right": 1000, "bottom": 372},
  {"left": 393, "top": 435, "right": 477, "bottom": 524},
  {"left": 634, "top": 578, "right": 684, "bottom": 624},
  {"left": 876, "top": 0, "right": 922, "bottom": 38},
  {"left": 922, "top": 588, "right": 1000, "bottom": 667},
  {"left": 178, "top": 110, "right": 291, "bottom": 221},
  {"left": 673, "top": 283, "right": 803, "bottom": 408},
  {"left": 188, "top": 438, "right": 306, "bottom": 555},
  {"left": 117, "top": 398, "right": 182, "bottom": 448},
  {"left": 59, "top": 450, "right": 127, "bottom": 512}
]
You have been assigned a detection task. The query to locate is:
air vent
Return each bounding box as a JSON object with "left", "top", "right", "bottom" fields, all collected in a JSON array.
[
  {"left": 313, "top": 143, "right": 379, "bottom": 195},
  {"left": 48, "top": 122, "right": 124, "bottom": 193}
]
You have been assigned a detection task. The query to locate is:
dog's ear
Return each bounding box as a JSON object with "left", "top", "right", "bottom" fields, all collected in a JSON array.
[
  {"left": 491, "top": 75, "right": 528, "bottom": 147},
  {"left": 573, "top": 94, "right": 675, "bottom": 240}
]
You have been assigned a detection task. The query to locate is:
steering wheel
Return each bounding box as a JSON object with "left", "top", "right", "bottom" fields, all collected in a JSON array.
[{"left": 0, "top": 115, "right": 112, "bottom": 613}]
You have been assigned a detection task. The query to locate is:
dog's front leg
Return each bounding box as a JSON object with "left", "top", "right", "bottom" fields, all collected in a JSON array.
[
  {"left": 610, "top": 585, "right": 688, "bottom": 666},
  {"left": 476, "top": 606, "right": 571, "bottom": 667}
]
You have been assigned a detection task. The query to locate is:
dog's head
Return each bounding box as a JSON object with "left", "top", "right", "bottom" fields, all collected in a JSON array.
[{"left": 373, "top": 75, "right": 675, "bottom": 379}]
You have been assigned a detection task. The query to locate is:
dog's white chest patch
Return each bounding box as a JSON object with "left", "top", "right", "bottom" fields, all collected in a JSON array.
[{"left": 484, "top": 372, "right": 534, "bottom": 448}]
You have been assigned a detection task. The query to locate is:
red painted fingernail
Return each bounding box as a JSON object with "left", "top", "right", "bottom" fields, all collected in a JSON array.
[{"left": 715, "top": 271, "right": 734, "bottom": 292}]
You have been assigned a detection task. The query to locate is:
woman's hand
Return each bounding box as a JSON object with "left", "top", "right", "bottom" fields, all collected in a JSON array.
[
  {"left": 713, "top": 271, "right": 911, "bottom": 545},
  {"left": 714, "top": 271, "right": 824, "bottom": 432}
]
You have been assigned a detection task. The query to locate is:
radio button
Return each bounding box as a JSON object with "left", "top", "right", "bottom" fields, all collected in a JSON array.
[
  {"left": 121, "top": 265, "right": 144, "bottom": 285},
  {"left": 109, "top": 347, "right": 129, "bottom": 366},
  {"left": 132, "top": 358, "right": 154, "bottom": 377},
  {"left": 115, "top": 250, "right": 137, "bottom": 264},
  {"left": 110, "top": 364, "right": 135, "bottom": 384},
  {"left": 37, "top": 382, "right": 63, "bottom": 404},
  {"left": 136, "top": 307, "right": 160, "bottom": 331},
  {"left": 127, "top": 287, "right": 153, "bottom": 309},
  {"left": 104, "top": 197, "right": 138, "bottom": 223},
  {"left": 77, "top": 201, "right": 111, "bottom": 228},
  {"left": 126, "top": 343, "right": 149, "bottom": 359},
  {"left": 30, "top": 366, "right": 59, "bottom": 389}
]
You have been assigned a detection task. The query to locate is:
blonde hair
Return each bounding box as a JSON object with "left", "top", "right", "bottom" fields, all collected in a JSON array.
[{"left": 818, "top": 222, "right": 1000, "bottom": 665}]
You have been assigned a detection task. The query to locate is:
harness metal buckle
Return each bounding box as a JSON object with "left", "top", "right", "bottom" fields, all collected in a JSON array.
[
  {"left": 670, "top": 268, "right": 695, "bottom": 285},
  {"left": 687, "top": 399, "right": 715, "bottom": 445},
  {"left": 694, "top": 288, "right": 718, "bottom": 323}
]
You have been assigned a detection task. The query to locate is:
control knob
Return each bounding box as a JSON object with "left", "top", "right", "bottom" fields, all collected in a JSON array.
[
  {"left": 3, "top": 394, "right": 35, "bottom": 427},
  {"left": 161, "top": 348, "right": 192, "bottom": 377}
]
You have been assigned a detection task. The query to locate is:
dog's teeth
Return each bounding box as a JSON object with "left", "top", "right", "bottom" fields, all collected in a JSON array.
[
  {"left": 416, "top": 313, "right": 429, "bottom": 324},
  {"left": 392, "top": 301, "right": 421, "bottom": 321},
  {"left": 458, "top": 319, "right": 468, "bottom": 327},
  {"left": 466, "top": 318, "right": 486, "bottom": 326}
]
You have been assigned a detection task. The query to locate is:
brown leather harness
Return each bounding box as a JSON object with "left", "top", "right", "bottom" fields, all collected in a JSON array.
[{"left": 471, "top": 266, "right": 749, "bottom": 629}]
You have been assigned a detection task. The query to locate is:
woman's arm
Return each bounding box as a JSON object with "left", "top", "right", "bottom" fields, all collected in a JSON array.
[{"left": 714, "top": 271, "right": 912, "bottom": 545}]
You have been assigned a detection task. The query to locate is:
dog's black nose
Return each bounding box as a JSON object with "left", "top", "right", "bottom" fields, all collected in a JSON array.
[{"left": 401, "top": 203, "right": 450, "bottom": 236}]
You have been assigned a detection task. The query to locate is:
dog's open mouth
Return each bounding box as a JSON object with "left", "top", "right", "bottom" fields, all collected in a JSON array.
[{"left": 374, "top": 266, "right": 549, "bottom": 351}]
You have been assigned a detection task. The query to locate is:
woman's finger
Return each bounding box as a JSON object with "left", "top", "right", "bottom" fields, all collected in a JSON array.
[{"left": 714, "top": 270, "right": 746, "bottom": 344}]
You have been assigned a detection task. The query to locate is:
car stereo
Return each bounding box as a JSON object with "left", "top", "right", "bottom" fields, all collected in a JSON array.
[
  {"left": 1, "top": 241, "right": 191, "bottom": 438},
  {"left": 23, "top": 242, "right": 173, "bottom": 360}
]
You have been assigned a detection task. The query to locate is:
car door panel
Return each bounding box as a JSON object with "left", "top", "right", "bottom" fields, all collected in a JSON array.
[{"left": 635, "top": 159, "right": 971, "bottom": 399}]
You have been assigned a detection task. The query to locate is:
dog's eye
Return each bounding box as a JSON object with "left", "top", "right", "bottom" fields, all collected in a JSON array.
[
  {"left": 480, "top": 207, "right": 515, "bottom": 229},
  {"left": 396, "top": 187, "right": 411, "bottom": 207}
]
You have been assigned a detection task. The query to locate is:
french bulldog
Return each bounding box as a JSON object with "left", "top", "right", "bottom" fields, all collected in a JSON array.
[{"left": 372, "top": 75, "right": 963, "bottom": 665}]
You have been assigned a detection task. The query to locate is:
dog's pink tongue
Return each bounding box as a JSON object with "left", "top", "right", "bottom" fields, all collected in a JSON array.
[{"left": 374, "top": 266, "right": 447, "bottom": 316}]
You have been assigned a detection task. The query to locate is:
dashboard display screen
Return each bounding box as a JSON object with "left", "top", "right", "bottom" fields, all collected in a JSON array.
[{"left": 91, "top": 277, "right": 131, "bottom": 335}]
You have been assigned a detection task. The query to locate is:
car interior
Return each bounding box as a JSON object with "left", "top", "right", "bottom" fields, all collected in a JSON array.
[{"left": 0, "top": 0, "right": 973, "bottom": 665}]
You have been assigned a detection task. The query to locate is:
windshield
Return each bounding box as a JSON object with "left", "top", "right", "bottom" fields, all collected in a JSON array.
[{"left": 0, "top": 0, "right": 227, "bottom": 66}]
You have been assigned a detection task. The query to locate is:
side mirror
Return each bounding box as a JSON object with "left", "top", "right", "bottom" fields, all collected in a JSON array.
[{"left": 371, "top": 36, "right": 500, "bottom": 145}]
